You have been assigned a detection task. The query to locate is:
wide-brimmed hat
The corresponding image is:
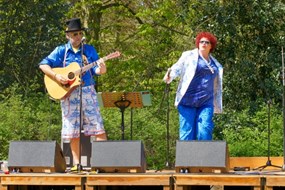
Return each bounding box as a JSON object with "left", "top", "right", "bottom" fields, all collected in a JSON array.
[{"left": 65, "top": 18, "right": 85, "bottom": 32}]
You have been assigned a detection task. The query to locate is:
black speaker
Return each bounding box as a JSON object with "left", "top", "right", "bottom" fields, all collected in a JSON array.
[
  {"left": 91, "top": 140, "right": 146, "bottom": 173},
  {"left": 8, "top": 141, "right": 66, "bottom": 173},
  {"left": 175, "top": 140, "right": 229, "bottom": 173}
]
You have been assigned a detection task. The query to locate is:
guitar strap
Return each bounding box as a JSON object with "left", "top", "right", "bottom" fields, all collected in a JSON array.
[
  {"left": 80, "top": 44, "right": 94, "bottom": 78},
  {"left": 63, "top": 44, "right": 92, "bottom": 77},
  {"left": 81, "top": 44, "right": 90, "bottom": 76},
  {"left": 63, "top": 44, "right": 68, "bottom": 67}
]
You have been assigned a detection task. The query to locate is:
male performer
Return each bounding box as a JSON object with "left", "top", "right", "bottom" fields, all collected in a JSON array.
[{"left": 39, "top": 18, "right": 107, "bottom": 171}]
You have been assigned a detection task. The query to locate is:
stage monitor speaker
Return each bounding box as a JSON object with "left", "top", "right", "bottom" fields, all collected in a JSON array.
[
  {"left": 8, "top": 141, "right": 66, "bottom": 173},
  {"left": 175, "top": 140, "right": 229, "bottom": 173},
  {"left": 91, "top": 140, "right": 146, "bottom": 173}
]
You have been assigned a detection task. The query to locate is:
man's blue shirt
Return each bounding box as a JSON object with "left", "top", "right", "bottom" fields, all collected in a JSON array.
[{"left": 39, "top": 42, "right": 100, "bottom": 87}]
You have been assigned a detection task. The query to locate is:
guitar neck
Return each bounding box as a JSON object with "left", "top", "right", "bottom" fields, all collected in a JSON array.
[
  {"left": 74, "top": 51, "right": 120, "bottom": 75},
  {"left": 74, "top": 57, "right": 105, "bottom": 75},
  {"left": 79, "top": 61, "right": 98, "bottom": 74}
]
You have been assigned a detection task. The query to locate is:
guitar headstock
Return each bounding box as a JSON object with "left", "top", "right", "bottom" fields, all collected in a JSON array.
[{"left": 104, "top": 51, "right": 121, "bottom": 61}]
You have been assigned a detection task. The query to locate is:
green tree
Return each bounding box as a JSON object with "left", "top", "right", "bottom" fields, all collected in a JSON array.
[{"left": 0, "top": 0, "right": 68, "bottom": 95}]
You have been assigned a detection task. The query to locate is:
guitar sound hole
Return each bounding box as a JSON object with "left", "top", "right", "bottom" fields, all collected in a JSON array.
[
  {"left": 63, "top": 84, "right": 70, "bottom": 88},
  {"left": 68, "top": 72, "right": 75, "bottom": 80}
]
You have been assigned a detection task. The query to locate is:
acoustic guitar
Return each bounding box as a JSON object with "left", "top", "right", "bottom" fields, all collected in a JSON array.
[{"left": 44, "top": 51, "right": 121, "bottom": 100}]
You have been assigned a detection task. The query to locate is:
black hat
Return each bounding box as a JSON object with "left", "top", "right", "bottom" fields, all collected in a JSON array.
[{"left": 65, "top": 18, "right": 85, "bottom": 32}]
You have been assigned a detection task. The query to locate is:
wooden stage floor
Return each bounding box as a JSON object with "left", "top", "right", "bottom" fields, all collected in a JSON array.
[{"left": 1, "top": 157, "right": 285, "bottom": 190}]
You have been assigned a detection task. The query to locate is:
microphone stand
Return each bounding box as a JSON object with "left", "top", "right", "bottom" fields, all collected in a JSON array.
[
  {"left": 165, "top": 82, "right": 170, "bottom": 168},
  {"left": 158, "top": 69, "right": 172, "bottom": 169},
  {"left": 253, "top": 100, "right": 282, "bottom": 171},
  {"left": 282, "top": 47, "right": 285, "bottom": 171},
  {"left": 76, "top": 39, "right": 85, "bottom": 172}
]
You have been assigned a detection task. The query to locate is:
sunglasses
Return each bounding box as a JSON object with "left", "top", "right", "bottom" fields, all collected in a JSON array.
[
  {"left": 199, "top": 40, "right": 211, "bottom": 45},
  {"left": 71, "top": 32, "right": 83, "bottom": 37}
]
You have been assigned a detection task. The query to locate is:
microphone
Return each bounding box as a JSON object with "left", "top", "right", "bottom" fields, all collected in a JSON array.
[
  {"left": 81, "top": 37, "right": 86, "bottom": 44},
  {"left": 167, "top": 68, "right": 171, "bottom": 78},
  {"left": 163, "top": 68, "right": 172, "bottom": 84}
]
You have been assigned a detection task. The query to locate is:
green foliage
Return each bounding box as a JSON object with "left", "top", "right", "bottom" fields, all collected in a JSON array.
[
  {"left": 0, "top": 0, "right": 68, "bottom": 93},
  {"left": 213, "top": 0, "right": 285, "bottom": 110},
  {"left": 216, "top": 101, "right": 283, "bottom": 157},
  {"left": 0, "top": 83, "right": 62, "bottom": 160}
]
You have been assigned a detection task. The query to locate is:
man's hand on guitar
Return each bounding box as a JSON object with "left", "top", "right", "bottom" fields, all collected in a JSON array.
[
  {"left": 96, "top": 58, "right": 107, "bottom": 74},
  {"left": 55, "top": 74, "right": 68, "bottom": 85},
  {"left": 43, "top": 51, "right": 120, "bottom": 100}
]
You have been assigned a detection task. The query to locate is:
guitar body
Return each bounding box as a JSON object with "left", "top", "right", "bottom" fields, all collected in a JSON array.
[
  {"left": 44, "top": 62, "right": 81, "bottom": 100},
  {"left": 44, "top": 51, "right": 121, "bottom": 100}
]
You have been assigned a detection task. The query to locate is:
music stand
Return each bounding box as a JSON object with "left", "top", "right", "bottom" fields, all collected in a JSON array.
[{"left": 100, "top": 92, "right": 143, "bottom": 140}]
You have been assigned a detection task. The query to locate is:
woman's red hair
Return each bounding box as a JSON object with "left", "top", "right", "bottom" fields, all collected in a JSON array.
[{"left": 195, "top": 32, "right": 217, "bottom": 53}]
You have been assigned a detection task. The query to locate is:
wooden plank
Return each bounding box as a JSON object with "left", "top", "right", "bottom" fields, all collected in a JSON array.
[
  {"left": 266, "top": 175, "right": 285, "bottom": 186},
  {"left": 0, "top": 173, "right": 83, "bottom": 189},
  {"left": 86, "top": 173, "right": 171, "bottom": 190},
  {"left": 86, "top": 174, "right": 171, "bottom": 186},
  {"left": 0, "top": 185, "right": 7, "bottom": 190},
  {"left": 174, "top": 174, "right": 261, "bottom": 186}
]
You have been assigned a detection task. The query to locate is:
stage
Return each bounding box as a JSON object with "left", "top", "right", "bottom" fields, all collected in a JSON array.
[{"left": 1, "top": 157, "right": 285, "bottom": 190}]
